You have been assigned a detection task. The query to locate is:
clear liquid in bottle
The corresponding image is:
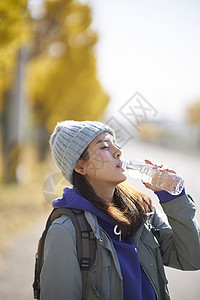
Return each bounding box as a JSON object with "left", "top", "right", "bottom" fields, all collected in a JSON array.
[{"left": 122, "top": 159, "right": 184, "bottom": 195}]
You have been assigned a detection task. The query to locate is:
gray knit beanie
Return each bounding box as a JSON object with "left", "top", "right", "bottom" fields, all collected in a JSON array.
[{"left": 49, "top": 120, "right": 115, "bottom": 184}]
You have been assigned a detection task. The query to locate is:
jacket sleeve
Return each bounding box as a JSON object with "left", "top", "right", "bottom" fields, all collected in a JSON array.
[
  {"left": 40, "top": 217, "right": 82, "bottom": 300},
  {"left": 153, "top": 193, "right": 200, "bottom": 270}
]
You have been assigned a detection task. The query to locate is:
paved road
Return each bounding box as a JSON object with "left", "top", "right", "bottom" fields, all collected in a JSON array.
[
  {"left": 0, "top": 141, "right": 199, "bottom": 299},
  {"left": 0, "top": 215, "right": 47, "bottom": 300}
]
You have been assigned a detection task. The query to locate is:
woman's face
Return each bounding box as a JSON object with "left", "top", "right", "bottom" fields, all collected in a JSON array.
[{"left": 75, "top": 131, "right": 127, "bottom": 188}]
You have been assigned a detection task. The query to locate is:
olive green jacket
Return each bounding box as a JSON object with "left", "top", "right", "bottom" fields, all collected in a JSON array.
[{"left": 40, "top": 194, "right": 200, "bottom": 300}]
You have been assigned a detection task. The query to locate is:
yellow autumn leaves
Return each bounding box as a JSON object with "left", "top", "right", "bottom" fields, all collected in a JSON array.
[{"left": 0, "top": 0, "right": 109, "bottom": 130}]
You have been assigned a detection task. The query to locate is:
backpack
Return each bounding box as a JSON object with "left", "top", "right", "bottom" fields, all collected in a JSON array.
[{"left": 33, "top": 207, "right": 99, "bottom": 300}]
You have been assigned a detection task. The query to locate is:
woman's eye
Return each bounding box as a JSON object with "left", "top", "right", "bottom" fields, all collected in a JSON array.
[{"left": 101, "top": 145, "right": 109, "bottom": 149}]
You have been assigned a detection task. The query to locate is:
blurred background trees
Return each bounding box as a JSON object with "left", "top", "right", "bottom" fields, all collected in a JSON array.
[
  {"left": 0, "top": 0, "right": 29, "bottom": 108},
  {"left": 26, "top": 0, "right": 109, "bottom": 160},
  {"left": 186, "top": 100, "right": 200, "bottom": 125},
  {"left": 186, "top": 100, "right": 200, "bottom": 149},
  {"left": 0, "top": 0, "right": 30, "bottom": 182},
  {"left": 0, "top": 0, "right": 109, "bottom": 182}
]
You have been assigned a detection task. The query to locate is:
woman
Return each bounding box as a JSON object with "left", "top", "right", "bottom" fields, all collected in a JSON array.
[{"left": 40, "top": 120, "right": 200, "bottom": 300}]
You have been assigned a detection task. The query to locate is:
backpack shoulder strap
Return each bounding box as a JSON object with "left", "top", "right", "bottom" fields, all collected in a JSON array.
[
  {"left": 51, "top": 208, "right": 97, "bottom": 300},
  {"left": 51, "top": 208, "right": 83, "bottom": 264},
  {"left": 33, "top": 207, "right": 97, "bottom": 300},
  {"left": 33, "top": 208, "right": 57, "bottom": 299}
]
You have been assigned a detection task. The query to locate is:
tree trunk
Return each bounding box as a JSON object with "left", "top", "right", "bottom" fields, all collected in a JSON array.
[
  {"left": 2, "top": 48, "right": 26, "bottom": 183},
  {"left": 37, "top": 123, "right": 50, "bottom": 161}
]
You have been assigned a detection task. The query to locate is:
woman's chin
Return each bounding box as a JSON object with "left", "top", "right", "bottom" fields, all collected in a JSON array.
[{"left": 116, "top": 174, "right": 127, "bottom": 184}]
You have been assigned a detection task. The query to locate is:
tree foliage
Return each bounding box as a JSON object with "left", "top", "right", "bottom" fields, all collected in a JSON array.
[
  {"left": 0, "top": 0, "right": 30, "bottom": 111},
  {"left": 186, "top": 101, "right": 200, "bottom": 125},
  {"left": 26, "top": 0, "right": 109, "bottom": 131}
]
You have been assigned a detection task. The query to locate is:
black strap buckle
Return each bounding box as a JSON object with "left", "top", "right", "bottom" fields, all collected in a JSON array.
[
  {"left": 81, "top": 231, "right": 90, "bottom": 238},
  {"left": 81, "top": 231, "right": 95, "bottom": 239},
  {"left": 33, "top": 281, "right": 40, "bottom": 299},
  {"left": 151, "top": 227, "right": 160, "bottom": 238},
  {"left": 81, "top": 257, "right": 90, "bottom": 270}
]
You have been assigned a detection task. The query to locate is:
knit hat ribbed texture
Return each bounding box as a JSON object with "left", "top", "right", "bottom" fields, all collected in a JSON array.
[{"left": 49, "top": 120, "right": 115, "bottom": 184}]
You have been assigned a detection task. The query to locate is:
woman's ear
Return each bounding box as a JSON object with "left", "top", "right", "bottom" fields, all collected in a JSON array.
[{"left": 74, "top": 159, "right": 87, "bottom": 175}]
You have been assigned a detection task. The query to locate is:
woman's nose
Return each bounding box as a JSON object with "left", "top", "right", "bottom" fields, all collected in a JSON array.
[{"left": 113, "top": 146, "right": 122, "bottom": 159}]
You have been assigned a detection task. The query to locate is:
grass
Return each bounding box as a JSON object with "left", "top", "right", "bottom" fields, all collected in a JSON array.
[{"left": 0, "top": 146, "right": 53, "bottom": 253}]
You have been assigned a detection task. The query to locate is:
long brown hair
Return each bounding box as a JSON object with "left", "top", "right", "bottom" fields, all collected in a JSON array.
[{"left": 73, "top": 149, "right": 153, "bottom": 236}]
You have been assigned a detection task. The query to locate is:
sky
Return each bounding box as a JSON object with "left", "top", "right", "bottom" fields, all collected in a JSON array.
[{"left": 81, "top": 0, "right": 200, "bottom": 123}]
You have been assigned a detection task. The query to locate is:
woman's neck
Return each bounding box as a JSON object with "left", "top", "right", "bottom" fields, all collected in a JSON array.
[{"left": 91, "top": 183, "right": 115, "bottom": 203}]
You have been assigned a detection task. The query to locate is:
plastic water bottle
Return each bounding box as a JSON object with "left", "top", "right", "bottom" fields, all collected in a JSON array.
[{"left": 122, "top": 159, "right": 184, "bottom": 195}]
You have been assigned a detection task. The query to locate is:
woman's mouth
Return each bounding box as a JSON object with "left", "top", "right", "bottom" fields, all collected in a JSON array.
[{"left": 116, "top": 162, "right": 123, "bottom": 169}]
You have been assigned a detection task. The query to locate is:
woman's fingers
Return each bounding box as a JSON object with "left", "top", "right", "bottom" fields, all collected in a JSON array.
[
  {"left": 142, "top": 160, "right": 177, "bottom": 192},
  {"left": 145, "top": 159, "right": 163, "bottom": 169},
  {"left": 163, "top": 168, "right": 176, "bottom": 174},
  {"left": 144, "top": 159, "right": 153, "bottom": 165},
  {"left": 142, "top": 181, "right": 163, "bottom": 192},
  {"left": 145, "top": 159, "right": 176, "bottom": 173}
]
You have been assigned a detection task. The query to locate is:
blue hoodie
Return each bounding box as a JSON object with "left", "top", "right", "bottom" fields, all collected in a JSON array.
[{"left": 52, "top": 187, "right": 156, "bottom": 300}]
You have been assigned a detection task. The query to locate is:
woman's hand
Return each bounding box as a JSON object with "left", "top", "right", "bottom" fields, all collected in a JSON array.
[{"left": 142, "top": 159, "right": 177, "bottom": 192}]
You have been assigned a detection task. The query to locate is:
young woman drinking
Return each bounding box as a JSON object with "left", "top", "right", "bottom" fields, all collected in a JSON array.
[{"left": 40, "top": 120, "right": 200, "bottom": 300}]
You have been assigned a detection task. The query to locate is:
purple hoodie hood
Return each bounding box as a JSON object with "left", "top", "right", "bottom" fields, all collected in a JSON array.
[{"left": 52, "top": 187, "right": 115, "bottom": 225}]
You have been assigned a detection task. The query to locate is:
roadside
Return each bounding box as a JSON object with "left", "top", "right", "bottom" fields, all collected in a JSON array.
[
  {"left": 0, "top": 146, "right": 52, "bottom": 253},
  {"left": 0, "top": 213, "right": 49, "bottom": 300}
]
